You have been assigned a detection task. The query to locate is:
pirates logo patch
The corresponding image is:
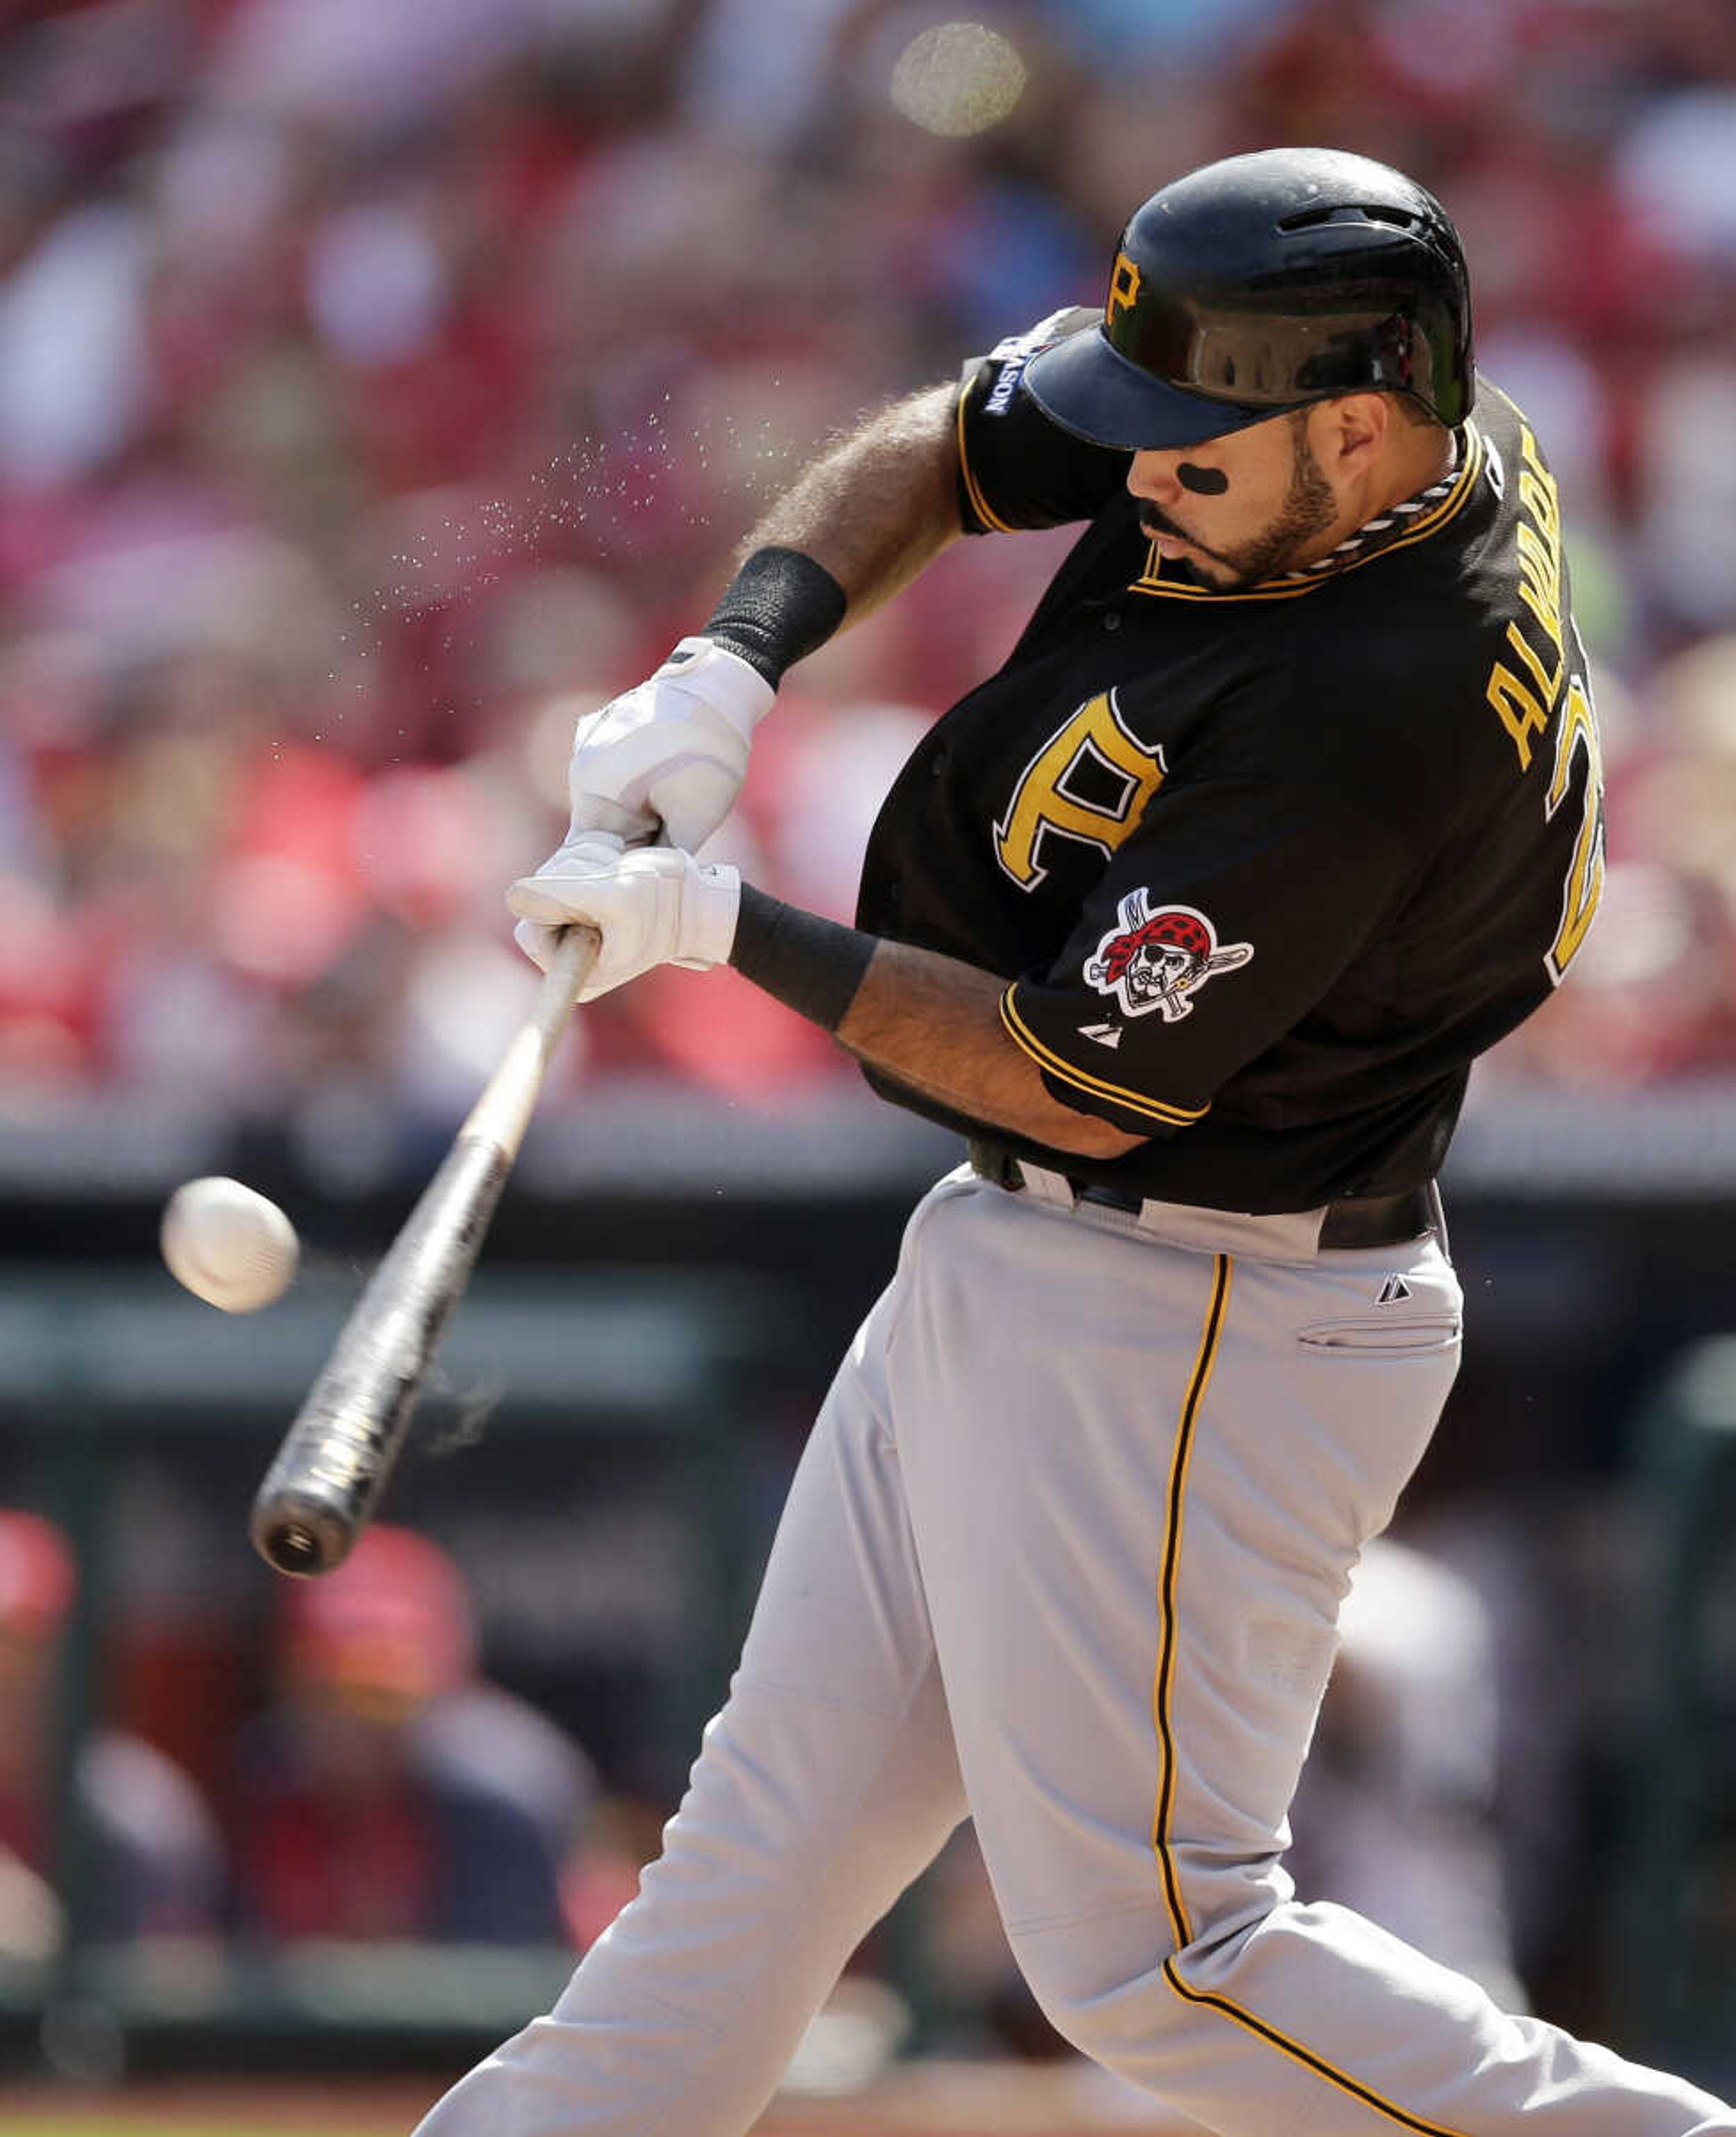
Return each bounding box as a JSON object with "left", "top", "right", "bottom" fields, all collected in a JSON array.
[{"left": 1084, "top": 891, "right": 1253, "bottom": 1025}]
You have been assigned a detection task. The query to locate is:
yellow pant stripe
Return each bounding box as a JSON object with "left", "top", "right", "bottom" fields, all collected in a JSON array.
[
  {"left": 1150, "top": 1251, "right": 1231, "bottom": 1948},
  {"left": 1146, "top": 1271, "right": 1476, "bottom": 2137},
  {"left": 1161, "top": 1960, "right": 1474, "bottom": 2137}
]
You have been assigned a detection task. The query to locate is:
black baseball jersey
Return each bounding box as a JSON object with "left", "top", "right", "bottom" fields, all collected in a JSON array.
[{"left": 854, "top": 310, "right": 1605, "bottom": 1214}]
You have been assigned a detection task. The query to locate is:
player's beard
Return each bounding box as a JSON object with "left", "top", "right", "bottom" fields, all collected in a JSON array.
[{"left": 1152, "top": 416, "right": 1340, "bottom": 589}]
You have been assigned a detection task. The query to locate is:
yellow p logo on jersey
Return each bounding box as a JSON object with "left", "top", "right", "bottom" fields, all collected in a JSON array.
[{"left": 995, "top": 690, "right": 1166, "bottom": 891}]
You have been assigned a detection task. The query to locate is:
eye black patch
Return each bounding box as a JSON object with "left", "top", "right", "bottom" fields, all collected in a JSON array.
[{"left": 1177, "top": 463, "right": 1229, "bottom": 495}]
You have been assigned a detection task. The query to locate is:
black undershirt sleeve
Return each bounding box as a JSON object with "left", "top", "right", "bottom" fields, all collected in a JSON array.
[
  {"left": 955, "top": 308, "right": 1130, "bottom": 534},
  {"left": 729, "top": 884, "right": 877, "bottom": 1034}
]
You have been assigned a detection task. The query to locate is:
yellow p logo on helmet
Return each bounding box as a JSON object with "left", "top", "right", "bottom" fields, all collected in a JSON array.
[{"left": 1107, "top": 251, "right": 1142, "bottom": 322}]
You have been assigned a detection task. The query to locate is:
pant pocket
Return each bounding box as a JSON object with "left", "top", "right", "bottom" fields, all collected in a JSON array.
[{"left": 1296, "top": 1314, "right": 1462, "bottom": 1356}]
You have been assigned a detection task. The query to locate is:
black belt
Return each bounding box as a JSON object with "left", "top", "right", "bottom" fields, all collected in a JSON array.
[{"left": 966, "top": 1139, "right": 1436, "bottom": 1250}]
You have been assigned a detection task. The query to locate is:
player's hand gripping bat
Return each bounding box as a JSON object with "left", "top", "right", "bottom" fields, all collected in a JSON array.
[{"left": 250, "top": 925, "right": 599, "bottom": 1578}]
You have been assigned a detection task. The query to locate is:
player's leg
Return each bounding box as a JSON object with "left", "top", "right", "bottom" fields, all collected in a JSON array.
[
  {"left": 412, "top": 1184, "right": 973, "bottom": 2137},
  {"left": 891, "top": 1179, "right": 1730, "bottom": 2136}
]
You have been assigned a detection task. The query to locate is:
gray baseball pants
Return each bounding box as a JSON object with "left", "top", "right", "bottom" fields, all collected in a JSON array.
[{"left": 414, "top": 1166, "right": 1732, "bottom": 2137}]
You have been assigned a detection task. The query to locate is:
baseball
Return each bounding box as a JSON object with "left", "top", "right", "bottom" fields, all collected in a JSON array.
[
  {"left": 161, "top": 1177, "right": 300, "bottom": 1314},
  {"left": 889, "top": 23, "right": 1026, "bottom": 138}
]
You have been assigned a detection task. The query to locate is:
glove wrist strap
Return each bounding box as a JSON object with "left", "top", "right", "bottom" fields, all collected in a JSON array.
[
  {"left": 701, "top": 547, "right": 848, "bottom": 688},
  {"left": 684, "top": 863, "right": 743, "bottom": 969}
]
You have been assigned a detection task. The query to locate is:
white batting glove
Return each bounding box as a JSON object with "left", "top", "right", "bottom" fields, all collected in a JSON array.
[
  {"left": 507, "top": 832, "right": 623, "bottom": 977},
  {"left": 564, "top": 638, "right": 775, "bottom": 851},
  {"left": 507, "top": 837, "right": 741, "bottom": 1001}
]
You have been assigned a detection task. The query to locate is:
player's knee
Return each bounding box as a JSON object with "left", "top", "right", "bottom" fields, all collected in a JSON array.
[
  {"left": 1015, "top": 1948, "right": 1186, "bottom": 2070},
  {"left": 1010, "top": 1898, "right": 1274, "bottom": 2070},
  {"left": 1006, "top": 1928, "right": 1165, "bottom": 2063}
]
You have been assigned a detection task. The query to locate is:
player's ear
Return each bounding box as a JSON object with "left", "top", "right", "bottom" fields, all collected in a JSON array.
[{"left": 1320, "top": 394, "right": 1387, "bottom": 479}]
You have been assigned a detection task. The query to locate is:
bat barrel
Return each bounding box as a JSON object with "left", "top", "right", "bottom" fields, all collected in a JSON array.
[
  {"left": 249, "top": 926, "right": 595, "bottom": 1581},
  {"left": 249, "top": 1131, "right": 512, "bottom": 1576}
]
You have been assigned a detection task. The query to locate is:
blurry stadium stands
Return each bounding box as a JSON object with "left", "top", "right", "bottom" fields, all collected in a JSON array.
[
  {"left": 1, "top": 0, "right": 1735, "bottom": 2104},
  {"left": 0, "top": 0, "right": 1734, "bottom": 1155}
]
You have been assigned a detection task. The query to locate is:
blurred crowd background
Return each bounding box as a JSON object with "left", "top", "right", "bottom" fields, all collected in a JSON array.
[
  {"left": 3, "top": 0, "right": 1736, "bottom": 2105},
  {"left": 3, "top": 0, "right": 1736, "bottom": 1140}
]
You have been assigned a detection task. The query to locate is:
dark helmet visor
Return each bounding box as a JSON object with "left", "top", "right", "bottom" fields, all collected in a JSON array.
[
  {"left": 1027, "top": 288, "right": 1445, "bottom": 452},
  {"left": 1024, "top": 326, "right": 1282, "bottom": 452}
]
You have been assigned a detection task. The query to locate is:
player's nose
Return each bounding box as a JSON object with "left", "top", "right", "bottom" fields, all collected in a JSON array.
[{"left": 1126, "top": 450, "right": 1182, "bottom": 506}]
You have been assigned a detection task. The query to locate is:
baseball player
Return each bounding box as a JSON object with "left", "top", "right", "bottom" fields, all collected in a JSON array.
[{"left": 414, "top": 151, "right": 1731, "bottom": 2135}]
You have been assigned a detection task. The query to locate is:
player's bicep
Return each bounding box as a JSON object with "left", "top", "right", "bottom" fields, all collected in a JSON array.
[
  {"left": 1001, "top": 784, "right": 1413, "bottom": 1135},
  {"left": 956, "top": 309, "right": 1131, "bottom": 534}
]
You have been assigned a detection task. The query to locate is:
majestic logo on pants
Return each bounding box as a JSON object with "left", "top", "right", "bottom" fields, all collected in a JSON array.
[{"left": 1084, "top": 892, "right": 1253, "bottom": 1023}]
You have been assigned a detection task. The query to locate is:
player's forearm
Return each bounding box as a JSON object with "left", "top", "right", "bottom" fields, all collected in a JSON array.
[
  {"left": 729, "top": 888, "right": 1141, "bottom": 1158},
  {"left": 842, "top": 941, "right": 1140, "bottom": 1154},
  {"left": 690, "top": 387, "right": 961, "bottom": 695},
  {"left": 735, "top": 384, "right": 963, "bottom": 627}
]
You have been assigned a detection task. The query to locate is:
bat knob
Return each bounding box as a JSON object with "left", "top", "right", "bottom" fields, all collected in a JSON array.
[
  {"left": 266, "top": 1524, "right": 324, "bottom": 1574},
  {"left": 251, "top": 1496, "right": 355, "bottom": 1579}
]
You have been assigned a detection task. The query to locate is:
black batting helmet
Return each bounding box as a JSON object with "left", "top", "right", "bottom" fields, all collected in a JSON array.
[{"left": 1024, "top": 147, "right": 1474, "bottom": 451}]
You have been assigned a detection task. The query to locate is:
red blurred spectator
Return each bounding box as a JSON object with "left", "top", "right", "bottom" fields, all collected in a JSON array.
[
  {"left": 227, "top": 1525, "right": 602, "bottom": 1947},
  {"left": 0, "top": 1508, "right": 225, "bottom": 1959}
]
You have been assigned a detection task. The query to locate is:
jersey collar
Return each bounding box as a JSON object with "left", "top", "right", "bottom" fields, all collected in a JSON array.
[{"left": 1126, "top": 421, "right": 1483, "bottom": 603}]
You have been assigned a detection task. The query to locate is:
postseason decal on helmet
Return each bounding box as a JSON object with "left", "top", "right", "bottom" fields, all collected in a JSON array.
[{"left": 1080, "top": 891, "right": 1252, "bottom": 1043}]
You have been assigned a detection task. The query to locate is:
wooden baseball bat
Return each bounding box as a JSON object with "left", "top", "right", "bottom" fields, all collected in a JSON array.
[{"left": 250, "top": 926, "right": 599, "bottom": 1579}]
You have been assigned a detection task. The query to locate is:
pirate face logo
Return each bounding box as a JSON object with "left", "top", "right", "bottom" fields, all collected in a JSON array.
[{"left": 1084, "top": 891, "right": 1253, "bottom": 1024}]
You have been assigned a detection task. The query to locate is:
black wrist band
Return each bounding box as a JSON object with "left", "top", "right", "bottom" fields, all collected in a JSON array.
[
  {"left": 701, "top": 547, "right": 848, "bottom": 687},
  {"left": 729, "top": 884, "right": 876, "bottom": 1034}
]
